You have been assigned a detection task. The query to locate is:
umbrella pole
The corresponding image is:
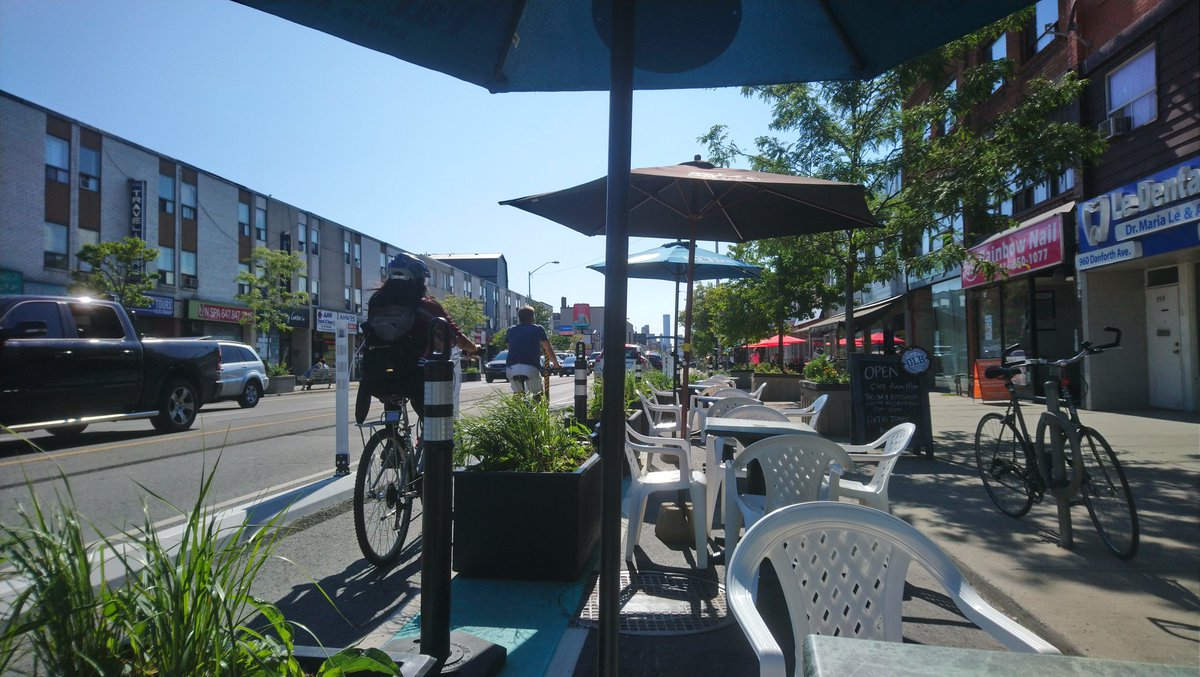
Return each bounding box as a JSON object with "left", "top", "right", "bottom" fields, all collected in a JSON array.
[
  {"left": 599, "top": 2, "right": 634, "bottom": 675},
  {"left": 672, "top": 277, "right": 680, "bottom": 390},
  {"left": 680, "top": 234, "right": 697, "bottom": 440}
]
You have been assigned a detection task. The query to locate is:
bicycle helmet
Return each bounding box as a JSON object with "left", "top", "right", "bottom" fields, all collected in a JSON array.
[{"left": 386, "top": 252, "right": 429, "bottom": 281}]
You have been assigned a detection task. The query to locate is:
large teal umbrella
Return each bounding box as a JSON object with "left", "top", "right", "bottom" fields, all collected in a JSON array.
[
  {"left": 589, "top": 240, "right": 761, "bottom": 386},
  {"left": 232, "top": 3, "right": 1038, "bottom": 674}
]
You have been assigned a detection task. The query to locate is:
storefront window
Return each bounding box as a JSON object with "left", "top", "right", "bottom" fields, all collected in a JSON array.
[{"left": 931, "top": 279, "right": 966, "bottom": 387}]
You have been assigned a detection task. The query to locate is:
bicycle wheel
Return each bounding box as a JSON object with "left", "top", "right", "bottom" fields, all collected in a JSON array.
[
  {"left": 1077, "top": 427, "right": 1139, "bottom": 559},
  {"left": 354, "top": 427, "right": 414, "bottom": 567},
  {"left": 975, "top": 413, "right": 1035, "bottom": 518}
]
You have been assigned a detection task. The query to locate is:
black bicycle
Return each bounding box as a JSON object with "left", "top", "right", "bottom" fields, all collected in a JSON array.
[
  {"left": 353, "top": 394, "right": 421, "bottom": 567},
  {"left": 974, "top": 327, "right": 1139, "bottom": 560}
]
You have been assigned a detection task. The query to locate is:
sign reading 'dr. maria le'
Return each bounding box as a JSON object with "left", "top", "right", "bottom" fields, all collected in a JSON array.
[
  {"left": 849, "top": 353, "right": 933, "bottom": 455},
  {"left": 1077, "top": 158, "right": 1200, "bottom": 270}
]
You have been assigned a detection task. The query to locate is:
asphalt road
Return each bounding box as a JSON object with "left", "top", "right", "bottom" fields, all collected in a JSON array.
[{"left": 0, "top": 375, "right": 581, "bottom": 542}]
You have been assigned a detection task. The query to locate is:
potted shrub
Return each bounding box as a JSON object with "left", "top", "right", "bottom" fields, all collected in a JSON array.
[
  {"left": 799, "top": 353, "right": 852, "bottom": 438},
  {"left": 729, "top": 363, "right": 755, "bottom": 390},
  {"left": 750, "top": 361, "right": 805, "bottom": 401},
  {"left": 462, "top": 366, "right": 481, "bottom": 382},
  {"left": 452, "top": 396, "right": 601, "bottom": 580},
  {"left": 265, "top": 362, "right": 296, "bottom": 394}
]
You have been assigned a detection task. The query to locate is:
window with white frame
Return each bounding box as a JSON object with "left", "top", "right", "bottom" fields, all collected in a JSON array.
[
  {"left": 353, "top": 242, "right": 361, "bottom": 268},
  {"left": 45, "top": 135, "right": 69, "bottom": 184},
  {"left": 238, "top": 263, "right": 251, "bottom": 295},
  {"left": 343, "top": 240, "right": 351, "bottom": 265},
  {"left": 43, "top": 223, "right": 68, "bottom": 269},
  {"left": 157, "top": 246, "right": 176, "bottom": 285},
  {"left": 254, "top": 196, "right": 267, "bottom": 242},
  {"left": 344, "top": 286, "right": 351, "bottom": 311},
  {"left": 79, "top": 145, "right": 100, "bottom": 191},
  {"left": 354, "top": 288, "right": 362, "bottom": 313},
  {"left": 311, "top": 224, "right": 320, "bottom": 255},
  {"left": 297, "top": 214, "right": 307, "bottom": 252},
  {"left": 310, "top": 278, "right": 320, "bottom": 305},
  {"left": 1107, "top": 45, "right": 1157, "bottom": 130},
  {"left": 298, "top": 275, "right": 308, "bottom": 301}
]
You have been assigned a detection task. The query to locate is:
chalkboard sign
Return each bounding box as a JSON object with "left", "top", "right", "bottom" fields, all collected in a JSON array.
[{"left": 849, "top": 352, "right": 934, "bottom": 456}]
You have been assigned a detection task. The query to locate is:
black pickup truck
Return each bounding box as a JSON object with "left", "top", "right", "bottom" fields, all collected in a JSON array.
[{"left": 0, "top": 295, "right": 221, "bottom": 436}]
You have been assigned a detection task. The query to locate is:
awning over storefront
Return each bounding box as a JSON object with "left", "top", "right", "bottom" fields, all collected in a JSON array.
[{"left": 798, "top": 294, "right": 905, "bottom": 334}]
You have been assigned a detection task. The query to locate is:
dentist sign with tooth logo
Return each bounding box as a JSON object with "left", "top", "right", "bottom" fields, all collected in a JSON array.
[{"left": 1076, "top": 159, "right": 1200, "bottom": 271}]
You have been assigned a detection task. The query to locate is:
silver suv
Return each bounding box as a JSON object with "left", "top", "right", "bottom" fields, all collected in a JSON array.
[{"left": 213, "top": 341, "right": 269, "bottom": 408}]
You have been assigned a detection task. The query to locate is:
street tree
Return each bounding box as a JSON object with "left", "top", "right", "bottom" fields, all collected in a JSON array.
[
  {"left": 702, "top": 9, "right": 1104, "bottom": 352},
  {"left": 70, "top": 236, "right": 159, "bottom": 309},
  {"left": 440, "top": 294, "right": 486, "bottom": 339},
  {"left": 235, "top": 246, "right": 309, "bottom": 368}
]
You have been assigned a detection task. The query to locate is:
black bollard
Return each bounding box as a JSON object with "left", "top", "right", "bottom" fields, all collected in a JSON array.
[
  {"left": 575, "top": 341, "right": 589, "bottom": 423},
  {"left": 388, "top": 317, "right": 504, "bottom": 677}
]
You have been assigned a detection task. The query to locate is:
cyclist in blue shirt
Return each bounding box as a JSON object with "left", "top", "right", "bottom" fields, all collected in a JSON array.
[{"left": 505, "top": 305, "right": 559, "bottom": 398}]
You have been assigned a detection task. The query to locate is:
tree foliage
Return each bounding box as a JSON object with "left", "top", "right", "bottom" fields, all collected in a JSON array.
[
  {"left": 70, "top": 237, "right": 159, "bottom": 310},
  {"left": 440, "top": 294, "right": 486, "bottom": 336},
  {"left": 234, "top": 246, "right": 309, "bottom": 366},
  {"left": 698, "top": 9, "right": 1105, "bottom": 351}
]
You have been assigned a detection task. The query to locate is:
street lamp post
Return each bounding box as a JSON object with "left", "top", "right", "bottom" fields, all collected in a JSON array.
[{"left": 527, "top": 259, "right": 559, "bottom": 300}]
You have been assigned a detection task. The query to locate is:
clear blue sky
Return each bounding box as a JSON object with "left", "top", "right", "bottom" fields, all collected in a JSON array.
[{"left": 0, "top": 0, "right": 776, "bottom": 333}]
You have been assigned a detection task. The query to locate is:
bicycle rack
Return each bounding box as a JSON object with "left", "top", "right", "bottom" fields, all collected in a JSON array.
[{"left": 1035, "top": 382, "right": 1084, "bottom": 550}]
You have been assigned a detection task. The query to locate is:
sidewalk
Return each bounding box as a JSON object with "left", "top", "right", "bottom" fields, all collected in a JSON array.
[{"left": 564, "top": 392, "right": 1200, "bottom": 675}]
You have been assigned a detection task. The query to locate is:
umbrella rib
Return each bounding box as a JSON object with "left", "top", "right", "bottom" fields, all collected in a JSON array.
[{"left": 818, "top": 0, "right": 866, "bottom": 72}]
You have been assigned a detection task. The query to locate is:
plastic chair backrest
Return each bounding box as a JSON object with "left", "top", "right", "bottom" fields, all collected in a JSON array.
[
  {"left": 624, "top": 419, "right": 690, "bottom": 478},
  {"left": 726, "top": 503, "right": 1059, "bottom": 677},
  {"left": 709, "top": 387, "right": 749, "bottom": 399},
  {"left": 860, "top": 422, "right": 916, "bottom": 492},
  {"left": 723, "top": 405, "right": 789, "bottom": 422},
  {"left": 702, "top": 396, "right": 759, "bottom": 421},
  {"left": 733, "top": 434, "right": 852, "bottom": 513},
  {"left": 802, "top": 393, "right": 829, "bottom": 429}
]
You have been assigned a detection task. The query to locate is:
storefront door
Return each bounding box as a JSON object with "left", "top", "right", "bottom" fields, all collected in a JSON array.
[{"left": 1146, "top": 270, "right": 1184, "bottom": 409}]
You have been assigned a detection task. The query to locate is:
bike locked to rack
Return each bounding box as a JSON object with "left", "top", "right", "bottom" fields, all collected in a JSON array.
[{"left": 1034, "top": 385, "right": 1085, "bottom": 550}]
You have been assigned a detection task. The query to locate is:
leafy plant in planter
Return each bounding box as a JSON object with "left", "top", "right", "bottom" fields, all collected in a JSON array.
[
  {"left": 454, "top": 396, "right": 592, "bottom": 472},
  {"left": 803, "top": 353, "right": 849, "bottom": 384},
  {"left": 267, "top": 361, "right": 293, "bottom": 377},
  {"left": 451, "top": 396, "right": 601, "bottom": 579}
]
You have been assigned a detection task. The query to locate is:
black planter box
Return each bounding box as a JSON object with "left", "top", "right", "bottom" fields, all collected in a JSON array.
[{"left": 453, "top": 452, "right": 601, "bottom": 580}]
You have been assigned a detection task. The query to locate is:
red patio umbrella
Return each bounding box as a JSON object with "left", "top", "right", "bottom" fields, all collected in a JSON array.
[
  {"left": 746, "top": 334, "right": 807, "bottom": 349},
  {"left": 838, "top": 333, "right": 906, "bottom": 346}
]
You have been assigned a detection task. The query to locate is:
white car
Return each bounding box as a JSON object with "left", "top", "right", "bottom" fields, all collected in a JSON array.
[{"left": 211, "top": 341, "right": 269, "bottom": 408}]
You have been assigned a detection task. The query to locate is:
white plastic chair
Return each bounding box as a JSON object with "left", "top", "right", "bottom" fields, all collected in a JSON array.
[
  {"left": 650, "top": 386, "right": 679, "bottom": 406},
  {"left": 724, "top": 434, "right": 853, "bottom": 556},
  {"left": 623, "top": 423, "right": 708, "bottom": 568},
  {"left": 637, "top": 390, "right": 683, "bottom": 438},
  {"left": 695, "top": 396, "right": 759, "bottom": 445},
  {"left": 748, "top": 381, "right": 767, "bottom": 400},
  {"left": 701, "top": 403, "right": 790, "bottom": 535},
  {"left": 727, "top": 503, "right": 1059, "bottom": 677},
  {"left": 835, "top": 422, "right": 916, "bottom": 513},
  {"left": 691, "top": 387, "right": 754, "bottom": 429},
  {"left": 784, "top": 393, "right": 828, "bottom": 429}
]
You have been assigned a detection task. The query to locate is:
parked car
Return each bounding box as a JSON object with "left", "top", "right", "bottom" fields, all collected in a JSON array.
[
  {"left": 560, "top": 354, "right": 589, "bottom": 376},
  {"left": 646, "top": 352, "right": 664, "bottom": 370},
  {"left": 0, "top": 295, "right": 221, "bottom": 436},
  {"left": 485, "top": 350, "right": 509, "bottom": 382},
  {"left": 209, "top": 341, "right": 269, "bottom": 408}
]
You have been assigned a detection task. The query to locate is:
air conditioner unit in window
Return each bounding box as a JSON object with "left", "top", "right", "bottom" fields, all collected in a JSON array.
[
  {"left": 181, "top": 275, "right": 198, "bottom": 290},
  {"left": 1098, "top": 111, "right": 1131, "bottom": 139}
]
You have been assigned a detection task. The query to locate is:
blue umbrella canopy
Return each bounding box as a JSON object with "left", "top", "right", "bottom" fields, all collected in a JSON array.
[{"left": 588, "top": 241, "right": 760, "bottom": 282}]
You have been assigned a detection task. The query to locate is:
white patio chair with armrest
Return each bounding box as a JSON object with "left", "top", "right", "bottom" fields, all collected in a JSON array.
[
  {"left": 834, "top": 422, "right": 916, "bottom": 513},
  {"left": 690, "top": 385, "right": 749, "bottom": 429},
  {"left": 637, "top": 390, "right": 683, "bottom": 438},
  {"left": 623, "top": 422, "right": 708, "bottom": 568},
  {"left": 650, "top": 386, "right": 679, "bottom": 406},
  {"left": 727, "top": 503, "right": 1059, "bottom": 677},
  {"left": 782, "top": 393, "right": 828, "bottom": 429},
  {"left": 702, "top": 403, "right": 791, "bottom": 534},
  {"left": 695, "top": 396, "right": 759, "bottom": 445},
  {"left": 748, "top": 381, "right": 767, "bottom": 400},
  {"left": 724, "top": 434, "right": 853, "bottom": 557}
]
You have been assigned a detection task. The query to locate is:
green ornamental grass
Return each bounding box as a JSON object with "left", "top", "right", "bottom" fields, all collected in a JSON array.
[{"left": 454, "top": 396, "right": 593, "bottom": 473}]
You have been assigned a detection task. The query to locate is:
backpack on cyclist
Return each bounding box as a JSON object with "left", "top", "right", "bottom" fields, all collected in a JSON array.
[{"left": 362, "top": 300, "right": 432, "bottom": 390}]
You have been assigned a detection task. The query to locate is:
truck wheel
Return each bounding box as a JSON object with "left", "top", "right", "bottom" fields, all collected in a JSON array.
[
  {"left": 238, "top": 380, "right": 262, "bottom": 408},
  {"left": 46, "top": 424, "right": 88, "bottom": 439},
  {"left": 486, "top": 374, "right": 494, "bottom": 383},
  {"left": 152, "top": 378, "right": 199, "bottom": 433}
]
